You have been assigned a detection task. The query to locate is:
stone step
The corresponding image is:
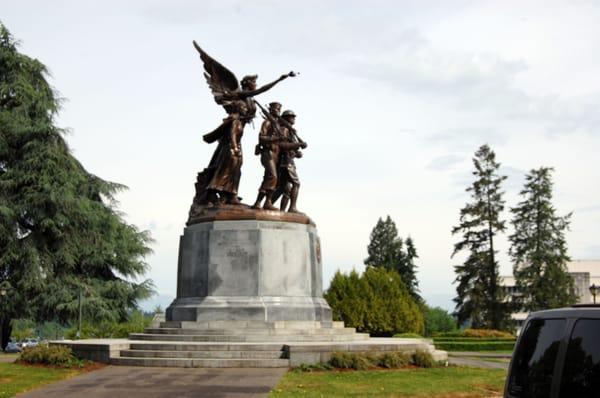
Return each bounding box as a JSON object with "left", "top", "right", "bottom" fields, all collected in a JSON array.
[
  {"left": 110, "top": 355, "right": 290, "bottom": 368},
  {"left": 120, "top": 349, "right": 285, "bottom": 359},
  {"left": 130, "top": 342, "right": 287, "bottom": 352},
  {"left": 144, "top": 327, "right": 357, "bottom": 336},
  {"left": 160, "top": 320, "right": 346, "bottom": 330},
  {"left": 129, "top": 333, "right": 370, "bottom": 343}
]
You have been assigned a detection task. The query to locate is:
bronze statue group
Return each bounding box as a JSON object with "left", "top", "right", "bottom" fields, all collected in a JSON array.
[{"left": 188, "top": 42, "right": 306, "bottom": 218}]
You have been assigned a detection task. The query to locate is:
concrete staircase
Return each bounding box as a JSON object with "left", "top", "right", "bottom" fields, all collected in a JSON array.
[
  {"left": 110, "top": 321, "right": 370, "bottom": 368},
  {"left": 58, "top": 320, "right": 447, "bottom": 368},
  {"left": 112, "top": 342, "right": 290, "bottom": 368}
]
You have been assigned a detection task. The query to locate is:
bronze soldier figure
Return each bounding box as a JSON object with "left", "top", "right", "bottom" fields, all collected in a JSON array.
[
  {"left": 272, "top": 110, "right": 307, "bottom": 213},
  {"left": 252, "top": 102, "right": 283, "bottom": 210},
  {"left": 189, "top": 41, "right": 295, "bottom": 212}
]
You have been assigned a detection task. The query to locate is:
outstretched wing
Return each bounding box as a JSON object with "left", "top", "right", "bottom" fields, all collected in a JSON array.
[{"left": 193, "top": 41, "right": 239, "bottom": 104}]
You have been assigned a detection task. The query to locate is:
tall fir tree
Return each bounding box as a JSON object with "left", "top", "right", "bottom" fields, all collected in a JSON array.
[
  {"left": 0, "top": 23, "right": 154, "bottom": 348},
  {"left": 364, "top": 216, "right": 420, "bottom": 301},
  {"left": 452, "top": 144, "right": 511, "bottom": 330},
  {"left": 509, "top": 167, "right": 576, "bottom": 311}
]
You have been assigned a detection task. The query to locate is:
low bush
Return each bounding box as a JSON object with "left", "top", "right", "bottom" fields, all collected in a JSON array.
[
  {"left": 394, "top": 333, "right": 423, "bottom": 338},
  {"left": 378, "top": 352, "right": 412, "bottom": 368},
  {"left": 433, "top": 337, "right": 515, "bottom": 342},
  {"left": 434, "top": 341, "right": 515, "bottom": 352},
  {"left": 19, "top": 344, "right": 82, "bottom": 368},
  {"left": 434, "top": 328, "right": 514, "bottom": 339},
  {"left": 327, "top": 350, "right": 438, "bottom": 370},
  {"left": 413, "top": 349, "right": 435, "bottom": 368},
  {"left": 328, "top": 352, "right": 372, "bottom": 370}
]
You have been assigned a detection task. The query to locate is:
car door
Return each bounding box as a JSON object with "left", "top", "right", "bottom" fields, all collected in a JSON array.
[
  {"left": 505, "top": 317, "right": 568, "bottom": 398},
  {"left": 556, "top": 317, "right": 600, "bottom": 397}
]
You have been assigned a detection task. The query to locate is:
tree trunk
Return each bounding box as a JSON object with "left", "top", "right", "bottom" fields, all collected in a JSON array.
[{"left": 1, "top": 317, "right": 12, "bottom": 351}]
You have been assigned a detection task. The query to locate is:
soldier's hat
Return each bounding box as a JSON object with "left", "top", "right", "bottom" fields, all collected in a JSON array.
[
  {"left": 269, "top": 102, "right": 282, "bottom": 109},
  {"left": 282, "top": 110, "right": 296, "bottom": 118}
]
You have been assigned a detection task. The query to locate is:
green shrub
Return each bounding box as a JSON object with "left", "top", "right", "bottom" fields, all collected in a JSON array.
[
  {"left": 378, "top": 352, "right": 412, "bottom": 368},
  {"left": 65, "top": 310, "right": 151, "bottom": 339},
  {"left": 19, "top": 344, "right": 81, "bottom": 367},
  {"left": 328, "top": 352, "right": 374, "bottom": 370},
  {"left": 329, "top": 352, "right": 354, "bottom": 369},
  {"left": 413, "top": 349, "right": 435, "bottom": 368},
  {"left": 351, "top": 354, "right": 372, "bottom": 370},
  {"left": 433, "top": 337, "right": 515, "bottom": 342},
  {"left": 434, "top": 341, "right": 515, "bottom": 351},
  {"left": 10, "top": 319, "right": 36, "bottom": 341},
  {"left": 328, "top": 350, "right": 438, "bottom": 370},
  {"left": 394, "top": 333, "right": 423, "bottom": 338},
  {"left": 424, "top": 306, "right": 457, "bottom": 336},
  {"left": 325, "top": 268, "right": 424, "bottom": 336},
  {"left": 434, "top": 328, "right": 514, "bottom": 339}
]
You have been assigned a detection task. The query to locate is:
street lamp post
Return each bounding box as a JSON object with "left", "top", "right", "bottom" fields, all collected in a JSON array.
[{"left": 590, "top": 284, "right": 599, "bottom": 304}]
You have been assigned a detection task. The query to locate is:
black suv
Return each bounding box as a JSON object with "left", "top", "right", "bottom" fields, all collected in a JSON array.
[{"left": 504, "top": 305, "right": 600, "bottom": 398}]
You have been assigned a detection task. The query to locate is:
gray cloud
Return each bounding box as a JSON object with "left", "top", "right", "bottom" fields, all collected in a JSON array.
[
  {"left": 341, "top": 30, "right": 600, "bottom": 138},
  {"left": 427, "top": 154, "right": 464, "bottom": 171},
  {"left": 426, "top": 128, "right": 508, "bottom": 151}
]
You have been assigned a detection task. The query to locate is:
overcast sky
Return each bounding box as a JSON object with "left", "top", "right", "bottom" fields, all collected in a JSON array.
[{"left": 3, "top": 0, "right": 600, "bottom": 311}]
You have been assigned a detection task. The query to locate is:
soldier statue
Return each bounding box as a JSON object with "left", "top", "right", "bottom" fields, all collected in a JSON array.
[
  {"left": 188, "top": 41, "right": 295, "bottom": 217},
  {"left": 252, "top": 102, "right": 283, "bottom": 210},
  {"left": 272, "top": 110, "right": 307, "bottom": 213}
]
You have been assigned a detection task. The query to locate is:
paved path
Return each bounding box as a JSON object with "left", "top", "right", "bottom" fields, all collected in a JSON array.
[
  {"left": 18, "top": 366, "right": 287, "bottom": 398},
  {"left": 446, "top": 351, "right": 511, "bottom": 370},
  {"left": 449, "top": 351, "right": 512, "bottom": 358},
  {"left": 0, "top": 353, "right": 17, "bottom": 363},
  {"left": 448, "top": 356, "right": 509, "bottom": 370}
]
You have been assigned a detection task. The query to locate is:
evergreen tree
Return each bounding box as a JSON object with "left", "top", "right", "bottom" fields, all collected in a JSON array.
[
  {"left": 509, "top": 167, "right": 576, "bottom": 311},
  {"left": 452, "top": 144, "right": 511, "bottom": 330},
  {"left": 325, "top": 267, "right": 424, "bottom": 336},
  {"left": 402, "top": 236, "right": 419, "bottom": 300},
  {"left": 0, "top": 24, "right": 154, "bottom": 349},
  {"left": 364, "top": 216, "right": 420, "bottom": 300}
]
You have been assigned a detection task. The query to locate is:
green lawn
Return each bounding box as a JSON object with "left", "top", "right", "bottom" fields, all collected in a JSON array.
[
  {"left": 270, "top": 367, "right": 507, "bottom": 397},
  {"left": 0, "top": 362, "right": 84, "bottom": 398}
]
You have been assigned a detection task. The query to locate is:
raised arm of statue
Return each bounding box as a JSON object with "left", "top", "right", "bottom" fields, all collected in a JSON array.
[{"left": 240, "top": 72, "right": 296, "bottom": 99}]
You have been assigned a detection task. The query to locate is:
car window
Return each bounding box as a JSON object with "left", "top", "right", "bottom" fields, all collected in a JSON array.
[
  {"left": 559, "top": 319, "right": 600, "bottom": 397},
  {"left": 507, "top": 318, "right": 566, "bottom": 398}
]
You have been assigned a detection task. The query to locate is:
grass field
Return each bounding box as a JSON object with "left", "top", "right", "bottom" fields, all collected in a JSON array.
[
  {"left": 0, "top": 362, "right": 86, "bottom": 398},
  {"left": 270, "top": 366, "right": 507, "bottom": 397}
]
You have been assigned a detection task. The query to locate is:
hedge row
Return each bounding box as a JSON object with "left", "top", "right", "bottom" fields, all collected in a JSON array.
[
  {"left": 434, "top": 341, "right": 515, "bottom": 351},
  {"left": 433, "top": 337, "right": 516, "bottom": 342},
  {"left": 328, "top": 350, "right": 437, "bottom": 370},
  {"left": 434, "top": 328, "right": 514, "bottom": 339}
]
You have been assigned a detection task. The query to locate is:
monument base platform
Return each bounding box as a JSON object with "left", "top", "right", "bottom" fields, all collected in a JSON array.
[
  {"left": 53, "top": 320, "right": 448, "bottom": 368},
  {"left": 166, "top": 218, "right": 331, "bottom": 323}
]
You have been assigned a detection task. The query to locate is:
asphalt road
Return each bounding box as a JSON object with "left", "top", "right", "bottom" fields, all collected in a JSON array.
[{"left": 18, "top": 366, "right": 288, "bottom": 398}]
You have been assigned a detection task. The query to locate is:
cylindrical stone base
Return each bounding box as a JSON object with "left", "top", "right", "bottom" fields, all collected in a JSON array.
[{"left": 166, "top": 219, "right": 332, "bottom": 323}]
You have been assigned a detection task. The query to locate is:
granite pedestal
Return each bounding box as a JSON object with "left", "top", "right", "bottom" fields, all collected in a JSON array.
[{"left": 166, "top": 219, "right": 332, "bottom": 323}]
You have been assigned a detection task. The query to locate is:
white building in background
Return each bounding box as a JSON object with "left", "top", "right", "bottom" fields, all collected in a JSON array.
[{"left": 501, "top": 260, "right": 600, "bottom": 329}]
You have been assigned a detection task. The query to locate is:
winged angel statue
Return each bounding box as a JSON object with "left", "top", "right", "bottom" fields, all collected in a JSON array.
[{"left": 189, "top": 41, "right": 295, "bottom": 217}]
